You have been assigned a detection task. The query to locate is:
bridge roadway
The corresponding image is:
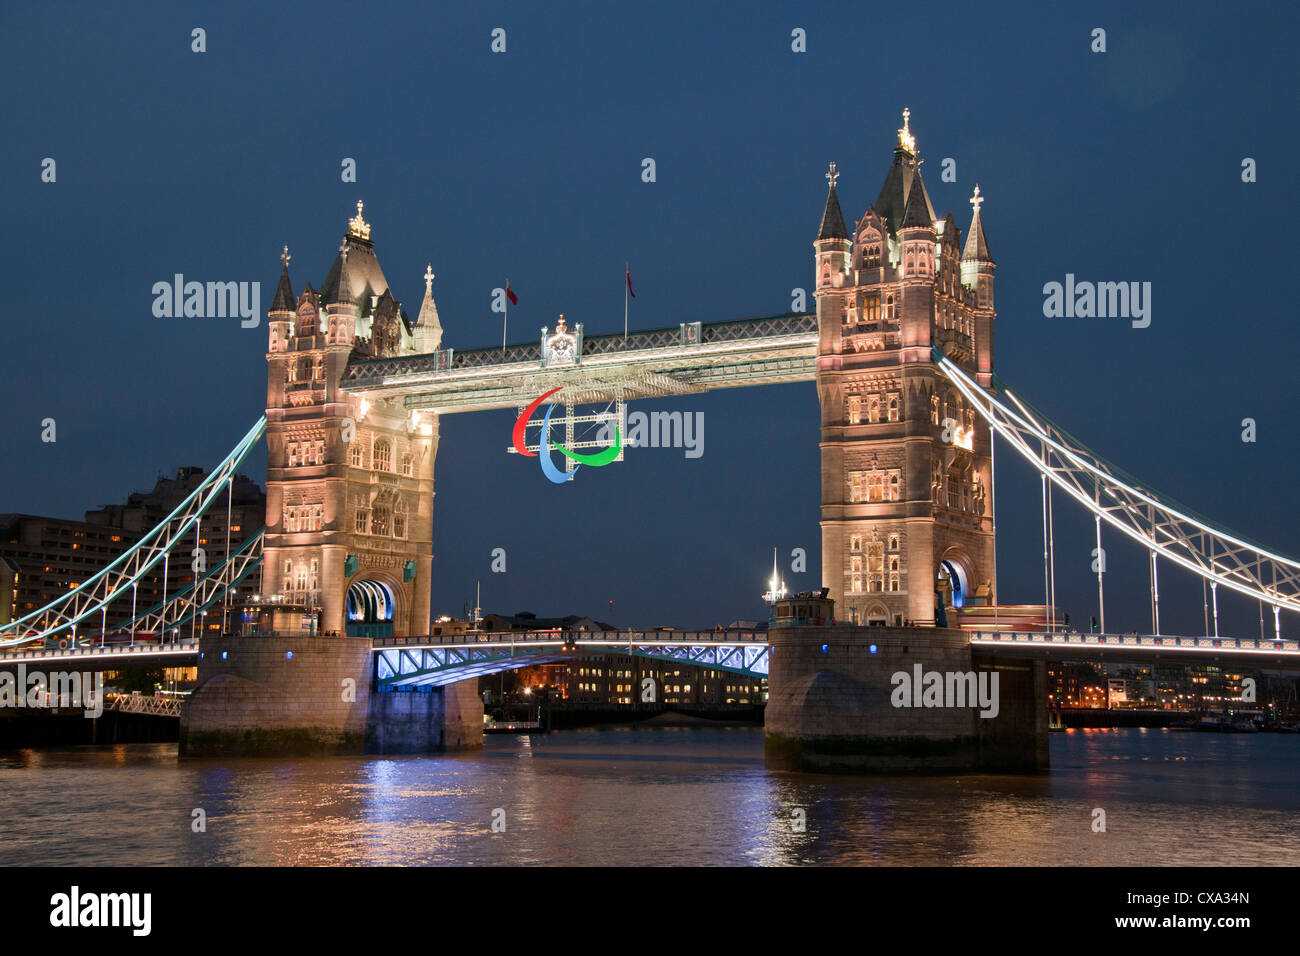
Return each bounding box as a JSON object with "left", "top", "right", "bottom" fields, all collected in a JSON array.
[{"left": 2, "top": 630, "right": 1298, "bottom": 676}]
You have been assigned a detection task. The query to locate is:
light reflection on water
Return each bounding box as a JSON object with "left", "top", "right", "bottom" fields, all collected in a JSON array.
[{"left": 1, "top": 726, "right": 1297, "bottom": 866}]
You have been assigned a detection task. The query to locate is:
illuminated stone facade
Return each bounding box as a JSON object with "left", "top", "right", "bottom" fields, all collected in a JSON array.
[
  {"left": 816, "top": 112, "right": 997, "bottom": 626},
  {"left": 261, "top": 205, "right": 444, "bottom": 637}
]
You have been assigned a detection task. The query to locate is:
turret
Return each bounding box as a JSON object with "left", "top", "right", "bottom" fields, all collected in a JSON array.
[
  {"left": 412, "top": 265, "right": 444, "bottom": 353},
  {"left": 961, "top": 185, "right": 996, "bottom": 384},
  {"left": 814, "top": 162, "right": 852, "bottom": 362},
  {"left": 268, "top": 245, "right": 294, "bottom": 353}
]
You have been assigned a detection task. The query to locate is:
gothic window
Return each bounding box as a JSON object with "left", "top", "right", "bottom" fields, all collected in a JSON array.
[
  {"left": 315, "top": 440, "right": 324, "bottom": 464},
  {"left": 848, "top": 395, "right": 862, "bottom": 425},
  {"left": 850, "top": 472, "right": 864, "bottom": 503},
  {"left": 355, "top": 509, "right": 370, "bottom": 535},
  {"left": 890, "top": 557, "right": 900, "bottom": 573},
  {"left": 295, "top": 561, "right": 309, "bottom": 592},
  {"left": 287, "top": 442, "right": 300, "bottom": 467},
  {"left": 868, "top": 397, "right": 881, "bottom": 423},
  {"left": 905, "top": 254, "right": 914, "bottom": 276},
  {"left": 890, "top": 474, "right": 900, "bottom": 500},
  {"left": 885, "top": 295, "right": 895, "bottom": 321},
  {"left": 373, "top": 438, "right": 392, "bottom": 472},
  {"left": 297, "top": 357, "right": 312, "bottom": 382},
  {"left": 283, "top": 559, "right": 292, "bottom": 587},
  {"left": 864, "top": 295, "right": 880, "bottom": 323},
  {"left": 888, "top": 395, "right": 900, "bottom": 422},
  {"left": 350, "top": 441, "right": 365, "bottom": 468},
  {"left": 851, "top": 574, "right": 863, "bottom": 594},
  {"left": 888, "top": 534, "right": 899, "bottom": 551},
  {"left": 851, "top": 556, "right": 863, "bottom": 574},
  {"left": 867, "top": 473, "right": 884, "bottom": 502},
  {"left": 402, "top": 452, "right": 414, "bottom": 477},
  {"left": 850, "top": 534, "right": 863, "bottom": 552},
  {"left": 313, "top": 357, "right": 324, "bottom": 381},
  {"left": 308, "top": 559, "right": 319, "bottom": 591},
  {"left": 393, "top": 499, "right": 407, "bottom": 539},
  {"left": 821, "top": 259, "right": 831, "bottom": 286},
  {"left": 372, "top": 506, "right": 390, "bottom": 537},
  {"left": 890, "top": 573, "right": 900, "bottom": 592},
  {"left": 846, "top": 298, "right": 858, "bottom": 324}
]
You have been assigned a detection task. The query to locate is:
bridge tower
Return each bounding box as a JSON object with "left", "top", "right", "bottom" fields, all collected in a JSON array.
[
  {"left": 261, "top": 204, "right": 443, "bottom": 638},
  {"left": 815, "top": 111, "right": 996, "bottom": 628}
]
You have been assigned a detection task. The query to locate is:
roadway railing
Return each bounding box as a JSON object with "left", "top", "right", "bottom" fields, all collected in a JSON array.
[
  {"left": 969, "top": 631, "right": 1300, "bottom": 656},
  {"left": 372, "top": 629, "right": 770, "bottom": 649},
  {"left": 0, "top": 637, "right": 200, "bottom": 664}
]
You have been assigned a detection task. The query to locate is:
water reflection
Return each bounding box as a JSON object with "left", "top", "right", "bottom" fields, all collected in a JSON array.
[{"left": 1, "top": 727, "right": 1297, "bottom": 865}]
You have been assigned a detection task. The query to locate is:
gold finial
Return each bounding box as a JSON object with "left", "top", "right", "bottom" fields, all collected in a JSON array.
[
  {"left": 424, "top": 264, "right": 435, "bottom": 294},
  {"left": 826, "top": 161, "right": 839, "bottom": 189},
  {"left": 281, "top": 245, "right": 291, "bottom": 268},
  {"left": 897, "top": 107, "right": 916, "bottom": 154},
  {"left": 348, "top": 200, "right": 371, "bottom": 240},
  {"left": 555, "top": 314, "right": 567, "bottom": 334},
  {"left": 970, "top": 184, "right": 984, "bottom": 214}
]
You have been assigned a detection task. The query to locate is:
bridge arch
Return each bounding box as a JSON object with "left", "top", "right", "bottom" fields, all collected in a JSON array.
[
  {"left": 937, "top": 546, "right": 975, "bottom": 614},
  {"left": 346, "top": 577, "right": 399, "bottom": 637}
]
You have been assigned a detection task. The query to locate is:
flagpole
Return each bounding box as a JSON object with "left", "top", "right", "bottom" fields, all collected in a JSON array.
[
  {"left": 623, "top": 262, "right": 629, "bottom": 341},
  {"left": 503, "top": 277, "right": 508, "bottom": 353}
]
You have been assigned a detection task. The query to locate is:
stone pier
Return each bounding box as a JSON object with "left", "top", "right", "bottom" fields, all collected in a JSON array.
[
  {"left": 179, "top": 634, "right": 483, "bottom": 757},
  {"left": 765, "top": 621, "right": 1048, "bottom": 773}
]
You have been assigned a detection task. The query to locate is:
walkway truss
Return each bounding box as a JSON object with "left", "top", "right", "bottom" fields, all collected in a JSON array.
[
  {"left": 375, "top": 634, "right": 772, "bottom": 688},
  {"left": 933, "top": 347, "right": 1300, "bottom": 624},
  {"left": 0, "top": 418, "right": 267, "bottom": 646}
]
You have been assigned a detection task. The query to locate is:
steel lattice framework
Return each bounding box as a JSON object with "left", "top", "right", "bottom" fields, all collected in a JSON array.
[
  {"left": 125, "top": 529, "right": 264, "bottom": 636},
  {"left": 0, "top": 418, "right": 267, "bottom": 645},
  {"left": 342, "top": 313, "right": 818, "bottom": 413},
  {"left": 374, "top": 632, "right": 772, "bottom": 687},
  {"left": 933, "top": 347, "right": 1300, "bottom": 616}
]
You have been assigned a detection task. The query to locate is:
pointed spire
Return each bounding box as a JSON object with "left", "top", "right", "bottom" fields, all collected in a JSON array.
[
  {"left": 901, "top": 169, "right": 934, "bottom": 230},
  {"left": 816, "top": 162, "right": 848, "bottom": 241},
  {"left": 324, "top": 240, "right": 353, "bottom": 306},
  {"left": 414, "top": 263, "right": 443, "bottom": 352},
  {"left": 962, "top": 185, "right": 992, "bottom": 261},
  {"left": 270, "top": 244, "right": 295, "bottom": 312}
]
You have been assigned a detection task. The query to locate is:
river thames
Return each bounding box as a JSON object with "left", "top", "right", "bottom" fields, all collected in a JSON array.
[{"left": 2, "top": 726, "right": 1297, "bottom": 866}]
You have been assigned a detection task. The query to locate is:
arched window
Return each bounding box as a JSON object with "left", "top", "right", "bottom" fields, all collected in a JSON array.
[
  {"left": 401, "top": 452, "right": 413, "bottom": 477},
  {"left": 890, "top": 474, "right": 900, "bottom": 500},
  {"left": 297, "top": 357, "right": 312, "bottom": 382},
  {"left": 888, "top": 396, "right": 899, "bottom": 422},
  {"left": 350, "top": 441, "right": 365, "bottom": 468},
  {"left": 393, "top": 498, "right": 407, "bottom": 539},
  {"left": 283, "top": 559, "right": 293, "bottom": 589},
  {"left": 373, "top": 438, "right": 392, "bottom": 472},
  {"left": 371, "top": 506, "right": 390, "bottom": 537}
]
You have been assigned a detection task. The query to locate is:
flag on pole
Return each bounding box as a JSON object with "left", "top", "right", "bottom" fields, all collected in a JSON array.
[
  {"left": 625, "top": 267, "right": 635, "bottom": 298},
  {"left": 506, "top": 282, "right": 517, "bottom": 305}
]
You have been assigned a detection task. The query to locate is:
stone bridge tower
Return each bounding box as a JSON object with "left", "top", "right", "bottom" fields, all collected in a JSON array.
[
  {"left": 815, "top": 111, "right": 996, "bottom": 627},
  {"left": 261, "top": 203, "right": 444, "bottom": 637}
]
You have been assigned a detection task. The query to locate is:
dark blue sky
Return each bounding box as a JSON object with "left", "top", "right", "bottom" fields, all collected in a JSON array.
[{"left": 3, "top": 0, "right": 1296, "bottom": 636}]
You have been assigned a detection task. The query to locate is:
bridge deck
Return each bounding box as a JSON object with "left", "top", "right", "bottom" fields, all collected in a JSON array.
[{"left": 340, "top": 312, "right": 818, "bottom": 412}]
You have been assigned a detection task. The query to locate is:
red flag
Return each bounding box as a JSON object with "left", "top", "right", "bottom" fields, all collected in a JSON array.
[
  {"left": 506, "top": 282, "right": 517, "bottom": 305},
  {"left": 626, "top": 268, "right": 635, "bottom": 298}
]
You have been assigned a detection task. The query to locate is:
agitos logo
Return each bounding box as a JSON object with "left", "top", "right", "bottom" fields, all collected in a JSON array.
[{"left": 512, "top": 387, "right": 622, "bottom": 484}]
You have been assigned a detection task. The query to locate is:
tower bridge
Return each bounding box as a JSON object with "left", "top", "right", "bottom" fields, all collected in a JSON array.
[{"left": 3, "top": 111, "right": 1296, "bottom": 770}]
